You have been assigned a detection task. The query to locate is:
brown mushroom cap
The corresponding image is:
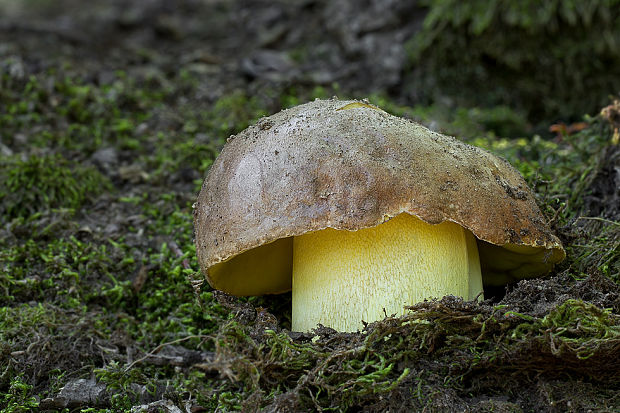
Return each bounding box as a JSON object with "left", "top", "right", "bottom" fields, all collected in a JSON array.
[{"left": 194, "top": 98, "right": 565, "bottom": 295}]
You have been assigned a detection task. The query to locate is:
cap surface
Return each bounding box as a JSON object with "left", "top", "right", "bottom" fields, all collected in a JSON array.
[{"left": 194, "top": 98, "right": 565, "bottom": 294}]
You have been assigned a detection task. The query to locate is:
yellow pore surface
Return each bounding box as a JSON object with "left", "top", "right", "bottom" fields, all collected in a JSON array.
[
  {"left": 292, "top": 213, "right": 482, "bottom": 332},
  {"left": 208, "top": 237, "right": 293, "bottom": 296}
]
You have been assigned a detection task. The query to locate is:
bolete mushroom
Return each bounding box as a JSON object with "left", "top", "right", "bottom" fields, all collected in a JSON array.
[{"left": 193, "top": 98, "right": 565, "bottom": 332}]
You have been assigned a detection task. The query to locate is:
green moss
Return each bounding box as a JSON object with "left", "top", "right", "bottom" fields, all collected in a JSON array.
[
  {"left": 514, "top": 299, "right": 620, "bottom": 359},
  {"left": 0, "top": 303, "right": 112, "bottom": 397},
  {"left": 208, "top": 90, "right": 269, "bottom": 137},
  {"left": 406, "top": 0, "right": 620, "bottom": 125},
  {"left": 1, "top": 375, "right": 39, "bottom": 413},
  {"left": 279, "top": 85, "right": 333, "bottom": 110},
  {"left": 0, "top": 73, "right": 164, "bottom": 155},
  {"left": 535, "top": 120, "right": 619, "bottom": 279},
  {"left": 0, "top": 154, "right": 110, "bottom": 221},
  {"left": 366, "top": 94, "right": 531, "bottom": 138},
  {"left": 190, "top": 295, "right": 619, "bottom": 411}
]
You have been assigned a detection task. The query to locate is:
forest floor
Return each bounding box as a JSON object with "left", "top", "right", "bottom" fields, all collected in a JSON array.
[{"left": 1, "top": 1, "right": 619, "bottom": 412}]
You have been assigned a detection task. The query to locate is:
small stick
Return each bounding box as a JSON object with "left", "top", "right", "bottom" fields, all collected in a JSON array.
[
  {"left": 169, "top": 240, "right": 191, "bottom": 269},
  {"left": 124, "top": 334, "right": 211, "bottom": 371}
]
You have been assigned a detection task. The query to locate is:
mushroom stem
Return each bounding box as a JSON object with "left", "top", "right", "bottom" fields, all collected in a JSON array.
[{"left": 292, "top": 213, "right": 482, "bottom": 332}]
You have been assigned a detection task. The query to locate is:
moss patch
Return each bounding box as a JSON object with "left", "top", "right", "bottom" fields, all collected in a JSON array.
[
  {"left": 0, "top": 154, "right": 110, "bottom": 220},
  {"left": 406, "top": 0, "right": 620, "bottom": 127}
]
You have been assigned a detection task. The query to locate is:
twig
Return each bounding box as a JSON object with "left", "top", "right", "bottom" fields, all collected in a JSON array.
[
  {"left": 124, "top": 334, "right": 211, "bottom": 371},
  {"left": 576, "top": 216, "right": 620, "bottom": 227},
  {"left": 169, "top": 240, "right": 191, "bottom": 269}
]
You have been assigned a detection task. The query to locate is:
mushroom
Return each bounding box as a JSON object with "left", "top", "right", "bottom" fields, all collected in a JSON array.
[{"left": 194, "top": 99, "right": 565, "bottom": 332}]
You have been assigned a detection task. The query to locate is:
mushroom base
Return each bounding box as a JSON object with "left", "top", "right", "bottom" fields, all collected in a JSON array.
[{"left": 292, "top": 213, "right": 482, "bottom": 332}]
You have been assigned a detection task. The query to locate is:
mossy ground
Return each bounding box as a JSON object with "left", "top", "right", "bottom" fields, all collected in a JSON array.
[{"left": 1, "top": 1, "right": 619, "bottom": 412}]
